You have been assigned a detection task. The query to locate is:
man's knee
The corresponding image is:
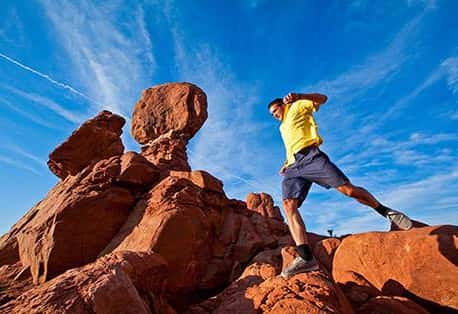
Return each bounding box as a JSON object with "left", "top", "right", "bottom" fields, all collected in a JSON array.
[
  {"left": 283, "top": 198, "right": 299, "bottom": 214},
  {"left": 337, "top": 182, "right": 356, "bottom": 197}
]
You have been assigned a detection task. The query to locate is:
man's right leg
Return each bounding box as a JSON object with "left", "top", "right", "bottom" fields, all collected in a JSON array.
[
  {"left": 281, "top": 198, "right": 319, "bottom": 278},
  {"left": 283, "top": 198, "right": 308, "bottom": 246}
]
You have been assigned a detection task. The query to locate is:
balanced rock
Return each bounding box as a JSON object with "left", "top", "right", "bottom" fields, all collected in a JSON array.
[
  {"left": 48, "top": 110, "right": 125, "bottom": 179},
  {"left": 141, "top": 130, "right": 191, "bottom": 173},
  {"left": 131, "top": 82, "right": 207, "bottom": 144}
]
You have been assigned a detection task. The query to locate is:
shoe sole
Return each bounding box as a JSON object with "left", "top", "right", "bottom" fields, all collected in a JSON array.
[
  {"left": 280, "top": 264, "right": 319, "bottom": 278},
  {"left": 388, "top": 212, "right": 413, "bottom": 231},
  {"left": 393, "top": 217, "right": 413, "bottom": 230}
]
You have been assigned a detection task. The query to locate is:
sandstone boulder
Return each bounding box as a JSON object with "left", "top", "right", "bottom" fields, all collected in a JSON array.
[
  {"left": 118, "top": 151, "right": 160, "bottom": 187},
  {"left": 48, "top": 110, "right": 125, "bottom": 179},
  {"left": 246, "top": 193, "right": 283, "bottom": 221},
  {"left": 189, "top": 262, "right": 349, "bottom": 314},
  {"left": 100, "top": 174, "right": 291, "bottom": 301},
  {"left": 0, "top": 262, "right": 32, "bottom": 306},
  {"left": 313, "top": 237, "right": 341, "bottom": 272},
  {"left": 131, "top": 82, "right": 207, "bottom": 144},
  {"left": 358, "top": 296, "right": 428, "bottom": 314},
  {"left": 0, "top": 251, "right": 173, "bottom": 314},
  {"left": 332, "top": 225, "right": 458, "bottom": 312},
  {"left": 100, "top": 176, "right": 224, "bottom": 295},
  {"left": 0, "top": 152, "right": 163, "bottom": 284}
]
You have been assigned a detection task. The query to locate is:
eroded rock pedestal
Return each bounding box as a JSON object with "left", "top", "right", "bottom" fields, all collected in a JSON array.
[{"left": 0, "top": 82, "right": 456, "bottom": 314}]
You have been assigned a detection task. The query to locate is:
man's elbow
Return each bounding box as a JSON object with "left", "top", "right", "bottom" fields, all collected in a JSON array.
[
  {"left": 316, "top": 94, "right": 328, "bottom": 105},
  {"left": 321, "top": 95, "right": 328, "bottom": 104}
]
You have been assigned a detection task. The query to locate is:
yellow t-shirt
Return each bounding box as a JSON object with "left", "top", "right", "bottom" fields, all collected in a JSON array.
[{"left": 279, "top": 99, "right": 323, "bottom": 166}]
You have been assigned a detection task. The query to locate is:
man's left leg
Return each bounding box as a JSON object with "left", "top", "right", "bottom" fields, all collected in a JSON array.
[
  {"left": 305, "top": 147, "right": 413, "bottom": 231},
  {"left": 336, "top": 182, "right": 413, "bottom": 230}
]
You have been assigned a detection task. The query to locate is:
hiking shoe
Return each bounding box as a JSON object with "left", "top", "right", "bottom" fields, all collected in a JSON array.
[
  {"left": 387, "top": 210, "right": 413, "bottom": 230},
  {"left": 280, "top": 256, "right": 319, "bottom": 278}
]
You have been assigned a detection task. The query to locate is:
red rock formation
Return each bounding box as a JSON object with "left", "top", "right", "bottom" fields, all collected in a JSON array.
[
  {"left": 1, "top": 82, "right": 456, "bottom": 314},
  {"left": 0, "top": 251, "right": 173, "bottom": 314},
  {"left": 141, "top": 130, "right": 191, "bottom": 173},
  {"left": 358, "top": 296, "right": 428, "bottom": 314},
  {"left": 333, "top": 225, "right": 458, "bottom": 312},
  {"left": 313, "top": 237, "right": 341, "bottom": 272},
  {"left": 0, "top": 151, "right": 159, "bottom": 285},
  {"left": 118, "top": 151, "right": 160, "bottom": 187},
  {"left": 99, "top": 173, "right": 291, "bottom": 300},
  {"left": 189, "top": 262, "right": 349, "bottom": 314},
  {"left": 0, "top": 262, "right": 32, "bottom": 306},
  {"left": 48, "top": 110, "right": 125, "bottom": 179},
  {"left": 246, "top": 192, "right": 283, "bottom": 221},
  {"left": 131, "top": 82, "right": 207, "bottom": 144}
]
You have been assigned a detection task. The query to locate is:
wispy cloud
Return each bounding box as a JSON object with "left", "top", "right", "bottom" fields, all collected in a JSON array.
[
  {"left": 0, "top": 144, "right": 46, "bottom": 169},
  {"left": 40, "top": 0, "right": 156, "bottom": 116},
  {"left": 0, "top": 154, "right": 41, "bottom": 175},
  {"left": 305, "top": 166, "right": 458, "bottom": 235},
  {"left": 379, "top": 55, "right": 458, "bottom": 123},
  {"left": 3, "top": 85, "right": 85, "bottom": 123},
  {"left": 0, "top": 8, "right": 25, "bottom": 45},
  {"left": 169, "top": 32, "right": 282, "bottom": 196},
  {"left": 0, "top": 97, "right": 63, "bottom": 130},
  {"left": 0, "top": 52, "right": 99, "bottom": 105},
  {"left": 163, "top": 3, "right": 281, "bottom": 200},
  {"left": 305, "top": 10, "right": 430, "bottom": 106},
  {"left": 442, "top": 56, "right": 458, "bottom": 94}
]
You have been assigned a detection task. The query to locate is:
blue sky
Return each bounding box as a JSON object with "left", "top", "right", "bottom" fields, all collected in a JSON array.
[{"left": 0, "top": 0, "right": 457, "bottom": 236}]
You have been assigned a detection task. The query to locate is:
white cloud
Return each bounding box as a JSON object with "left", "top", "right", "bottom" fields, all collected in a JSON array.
[
  {"left": 3, "top": 85, "right": 85, "bottom": 123},
  {"left": 0, "top": 97, "right": 64, "bottom": 130},
  {"left": 381, "top": 169, "right": 458, "bottom": 221},
  {"left": 441, "top": 56, "right": 458, "bottom": 94},
  {"left": 40, "top": 0, "right": 155, "bottom": 116},
  {"left": 0, "top": 144, "right": 45, "bottom": 169},
  {"left": 0, "top": 8, "right": 25, "bottom": 45},
  {"left": 305, "top": 10, "right": 430, "bottom": 107},
  {"left": 379, "top": 57, "right": 456, "bottom": 123},
  {"left": 0, "top": 52, "right": 97, "bottom": 104},
  {"left": 0, "top": 155, "right": 42, "bottom": 175},
  {"left": 162, "top": 3, "right": 282, "bottom": 201}
]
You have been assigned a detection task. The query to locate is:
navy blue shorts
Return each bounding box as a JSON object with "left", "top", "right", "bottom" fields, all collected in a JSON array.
[{"left": 282, "top": 146, "right": 349, "bottom": 207}]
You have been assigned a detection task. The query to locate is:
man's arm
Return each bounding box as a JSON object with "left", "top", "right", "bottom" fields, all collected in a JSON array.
[
  {"left": 283, "top": 92, "right": 328, "bottom": 111},
  {"left": 298, "top": 93, "right": 328, "bottom": 104}
]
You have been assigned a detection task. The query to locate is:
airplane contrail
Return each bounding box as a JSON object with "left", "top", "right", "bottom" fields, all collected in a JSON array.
[{"left": 0, "top": 52, "right": 100, "bottom": 105}]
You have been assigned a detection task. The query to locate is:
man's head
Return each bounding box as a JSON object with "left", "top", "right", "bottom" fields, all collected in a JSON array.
[{"left": 268, "top": 98, "right": 285, "bottom": 121}]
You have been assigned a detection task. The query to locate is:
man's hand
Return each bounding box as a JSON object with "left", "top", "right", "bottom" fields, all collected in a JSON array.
[
  {"left": 279, "top": 164, "right": 287, "bottom": 176},
  {"left": 283, "top": 92, "right": 300, "bottom": 104}
]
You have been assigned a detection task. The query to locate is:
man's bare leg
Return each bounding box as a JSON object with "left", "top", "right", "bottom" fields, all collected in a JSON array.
[
  {"left": 336, "top": 182, "right": 413, "bottom": 230},
  {"left": 336, "top": 182, "right": 380, "bottom": 208},
  {"left": 280, "top": 198, "right": 319, "bottom": 278},
  {"left": 283, "top": 198, "right": 308, "bottom": 245}
]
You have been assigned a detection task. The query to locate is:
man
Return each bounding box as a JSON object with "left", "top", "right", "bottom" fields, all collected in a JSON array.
[{"left": 268, "top": 92, "right": 413, "bottom": 278}]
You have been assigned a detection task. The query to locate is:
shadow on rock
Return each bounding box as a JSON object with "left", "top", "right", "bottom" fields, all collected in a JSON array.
[
  {"left": 429, "top": 225, "right": 458, "bottom": 266},
  {"left": 382, "top": 279, "right": 458, "bottom": 314}
]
